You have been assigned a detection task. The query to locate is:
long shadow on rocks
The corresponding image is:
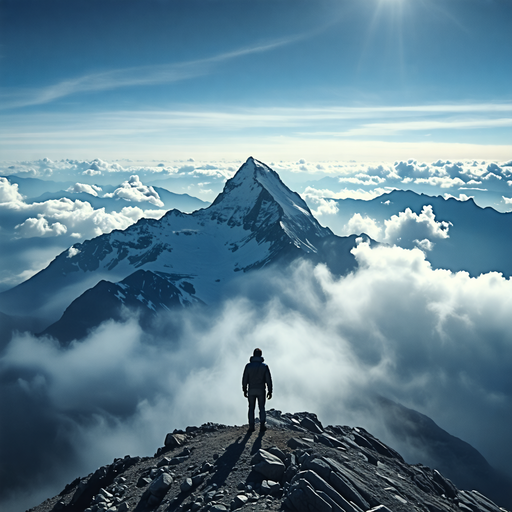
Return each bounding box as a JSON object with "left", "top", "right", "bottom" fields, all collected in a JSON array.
[
  {"left": 209, "top": 432, "right": 252, "bottom": 487},
  {"left": 250, "top": 430, "right": 264, "bottom": 455},
  {"left": 244, "top": 430, "right": 267, "bottom": 485}
]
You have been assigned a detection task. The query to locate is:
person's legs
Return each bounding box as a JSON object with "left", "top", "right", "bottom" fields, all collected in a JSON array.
[
  {"left": 256, "top": 391, "right": 266, "bottom": 426},
  {"left": 248, "top": 394, "right": 257, "bottom": 428}
]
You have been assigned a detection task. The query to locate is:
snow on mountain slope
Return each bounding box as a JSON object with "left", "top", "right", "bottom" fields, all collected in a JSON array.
[{"left": 0, "top": 158, "right": 352, "bottom": 326}]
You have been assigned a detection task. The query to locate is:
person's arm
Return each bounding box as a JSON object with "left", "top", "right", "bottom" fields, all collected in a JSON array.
[
  {"left": 266, "top": 366, "right": 273, "bottom": 399},
  {"left": 242, "top": 364, "right": 249, "bottom": 397}
]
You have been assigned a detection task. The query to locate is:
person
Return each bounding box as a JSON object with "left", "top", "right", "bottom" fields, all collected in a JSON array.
[{"left": 242, "top": 348, "right": 273, "bottom": 432}]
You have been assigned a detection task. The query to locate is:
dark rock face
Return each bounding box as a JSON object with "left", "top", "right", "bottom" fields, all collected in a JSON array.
[
  {"left": 40, "top": 270, "right": 201, "bottom": 344},
  {"left": 27, "top": 411, "right": 510, "bottom": 512},
  {"left": 374, "top": 396, "right": 512, "bottom": 508}
]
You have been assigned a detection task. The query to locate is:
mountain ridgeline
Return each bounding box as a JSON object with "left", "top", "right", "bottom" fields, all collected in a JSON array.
[
  {"left": 29, "top": 410, "right": 510, "bottom": 512},
  {"left": 0, "top": 157, "right": 370, "bottom": 342}
]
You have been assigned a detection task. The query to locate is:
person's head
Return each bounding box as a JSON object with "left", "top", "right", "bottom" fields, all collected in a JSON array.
[{"left": 253, "top": 348, "right": 262, "bottom": 357}]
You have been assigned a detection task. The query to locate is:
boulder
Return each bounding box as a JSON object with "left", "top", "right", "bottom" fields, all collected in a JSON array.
[
  {"left": 157, "top": 457, "right": 172, "bottom": 468},
  {"left": 210, "top": 505, "right": 228, "bottom": 512},
  {"left": 300, "top": 416, "right": 324, "bottom": 434},
  {"left": 267, "top": 446, "right": 287, "bottom": 462},
  {"left": 260, "top": 480, "right": 280, "bottom": 495},
  {"left": 432, "top": 470, "right": 457, "bottom": 499},
  {"left": 136, "top": 476, "right": 152, "bottom": 488},
  {"left": 287, "top": 437, "right": 314, "bottom": 450},
  {"left": 298, "top": 470, "right": 361, "bottom": 512},
  {"left": 231, "top": 494, "right": 248, "bottom": 510},
  {"left": 180, "top": 477, "right": 193, "bottom": 493},
  {"left": 252, "top": 449, "right": 286, "bottom": 481},
  {"left": 164, "top": 433, "right": 187, "bottom": 449},
  {"left": 287, "top": 478, "right": 332, "bottom": 512},
  {"left": 149, "top": 473, "right": 173, "bottom": 497},
  {"left": 303, "top": 458, "right": 332, "bottom": 481}
]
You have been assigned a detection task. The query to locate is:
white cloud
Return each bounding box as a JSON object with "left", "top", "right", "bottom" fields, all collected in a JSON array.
[
  {"left": 15, "top": 216, "right": 68, "bottom": 238},
  {"left": 104, "top": 175, "right": 164, "bottom": 207},
  {"left": 309, "top": 198, "right": 339, "bottom": 217},
  {"left": 414, "top": 238, "right": 435, "bottom": 252},
  {"left": 343, "top": 213, "right": 382, "bottom": 239},
  {"left": 443, "top": 193, "right": 474, "bottom": 202},
  {"left": 66, "top": 183, "right": 102, "bottom": 196},
  {"left": 415, "top": 176, "right": 466, "bottom": 188},
  {"left": 303, "top": 186, "right": 395, "bottom": 201},
  {"left": 2, "top": 244, "right": 512, "bottom": 512},
  {"left": 1, "top": 38, "right": 301, "bottom": 109},
  {"left": 0, "top": 178, "right": 24, "bottom": 203},
  {"left": 67, "top": 247, "right": 81, "bottom": 258},
  {"left": 502, "top": 196, "right": 512, "bottom": 204},
  {"left": 384, "top": 205, "right": 451, "bottom": 247}
]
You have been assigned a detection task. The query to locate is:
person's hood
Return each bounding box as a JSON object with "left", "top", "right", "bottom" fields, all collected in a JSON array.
[{"left": 249, "top": 356, "right": 264, "bottom": 363}]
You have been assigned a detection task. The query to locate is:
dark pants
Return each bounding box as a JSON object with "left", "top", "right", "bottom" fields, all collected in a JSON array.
[{"left": 248, "top": 390, "right": 266, "bottom": 427}]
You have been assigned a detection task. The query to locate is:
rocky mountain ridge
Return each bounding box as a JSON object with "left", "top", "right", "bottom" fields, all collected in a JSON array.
[{"left": 29, "top": 411, "right": 509, "bottom": 512}]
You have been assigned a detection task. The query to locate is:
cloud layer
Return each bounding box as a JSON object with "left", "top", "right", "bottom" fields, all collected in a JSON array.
[
  {"left": 0, "top": 174, "right": 167, "bottom": 291},
  {"left": 1, "top": 243, "right": 511, "bottom": 511}
]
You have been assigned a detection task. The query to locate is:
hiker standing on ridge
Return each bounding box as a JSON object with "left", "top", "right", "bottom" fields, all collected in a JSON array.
[{"left": 242, "top": 348, "right": 273, "bottom": 433}]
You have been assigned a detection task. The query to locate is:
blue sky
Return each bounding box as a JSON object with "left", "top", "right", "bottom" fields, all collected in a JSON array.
[{"left": 1, "top": 0, "right": 511, "bottom": 162}]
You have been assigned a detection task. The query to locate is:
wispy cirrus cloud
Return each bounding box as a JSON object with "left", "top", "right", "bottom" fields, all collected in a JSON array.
[
  {"left": 0, "top": 37, "right": 298, "bottom": 110},
  {"left": 337, "top": 117, "right": 512, "bottom": 137}
]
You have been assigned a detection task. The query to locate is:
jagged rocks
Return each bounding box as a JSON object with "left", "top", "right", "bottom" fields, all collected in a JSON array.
[
  {"left": 251, "top": 449, "right": 286, "bottom": 481},
  {"left": 164, "top": 433, "right": 187, "bottom": 449},
  {"left": 288, "top": 437, "right": 314, "bottom": 450},
  {"left": 27, "top": 410, "right": 511, "bottom": 512}
]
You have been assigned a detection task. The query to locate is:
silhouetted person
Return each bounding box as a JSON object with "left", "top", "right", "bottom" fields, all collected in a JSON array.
[{"left": 242, "top": 348, "right": 273, "bottom": 432}]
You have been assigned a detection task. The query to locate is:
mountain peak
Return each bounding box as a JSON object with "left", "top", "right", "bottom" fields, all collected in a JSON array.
[
  {"left": 210, "top": 157, "right": 331, "bottom": 247},
  {"left": 0, "top": 158, "right": 343, "bottom": 324}
]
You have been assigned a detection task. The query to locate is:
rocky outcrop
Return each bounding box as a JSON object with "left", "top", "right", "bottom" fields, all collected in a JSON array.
[{"left": 28, "top": 411, "right": 510, "bottom": 512}]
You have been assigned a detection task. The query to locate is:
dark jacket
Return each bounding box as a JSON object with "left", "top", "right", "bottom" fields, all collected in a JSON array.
[{"left": 242, "top": 356, "right": 273, "bottom": 394}]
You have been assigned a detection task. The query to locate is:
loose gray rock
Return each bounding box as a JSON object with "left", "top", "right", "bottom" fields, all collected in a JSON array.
[
  {"left": 149, "top": 472, "right": 173, "bottom": 497},
  {"left": 287, "top": 477, "right": 332, "bottom": 512},
  {"left": 164, "top": 433, "right": 187, "bottom": 449},
  {"left": 287, "top": 437, "right": 314, "bottom": 450},
  {"left": 300, "top": 416, "right": 324, "bottom": 434},
  {"left": 210, "top": 505, "right": 228, "bottom": 512},
  {"left": 136, "top": 476, "right": 152, "bottom": 488},
  {"left": 157, "top": 457, "right": 172, "bottom": 468},
  {"left": 180, "top": 477, "right": 193, "bottom": 493},
  {"left": 252, "top": 449, "right": 286, "bottom": 481},
  {"left": 261, "top": 480, "right": 281, "bottom": 495},
  {"left": 267, "top": 446, "right": 287, "bottom": 462},
  {"left": 231, "top": 494, "right": 248, "bottom": 510}
]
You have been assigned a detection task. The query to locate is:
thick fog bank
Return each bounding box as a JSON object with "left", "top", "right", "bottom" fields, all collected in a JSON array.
[{"left": 1, "top": 242, "right": 511, "bottom": 511}]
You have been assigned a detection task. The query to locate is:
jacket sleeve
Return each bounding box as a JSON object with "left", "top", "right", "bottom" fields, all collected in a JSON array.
[
  {"left": 242, "top": 364, "right": 249, "bottom": 392},
  {"left": 265, "top": 366, "right": 273, "bottom": 394}
]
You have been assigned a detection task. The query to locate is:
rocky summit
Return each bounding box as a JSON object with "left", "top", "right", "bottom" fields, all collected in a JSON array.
[{"left": 29, "top": 411, "right": 508, "bottom": 512}]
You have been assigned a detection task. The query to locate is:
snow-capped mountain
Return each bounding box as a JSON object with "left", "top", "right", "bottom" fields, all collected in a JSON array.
[{"left": 0, "top": 158, "right": 366, "bottom": 335}]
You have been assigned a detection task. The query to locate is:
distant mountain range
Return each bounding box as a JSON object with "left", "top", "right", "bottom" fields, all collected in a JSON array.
[
  {"left": 2, "top": 175, "right": 208, "bottom": 213},
  {"left": 311, "top": 190, "right": 512, "bottom": 277}
]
